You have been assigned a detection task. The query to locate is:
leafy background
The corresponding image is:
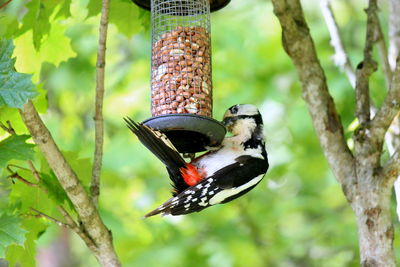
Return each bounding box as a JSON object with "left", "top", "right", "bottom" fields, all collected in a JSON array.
[{"left": 0, "top": 0, "right": 398, "bottom": 266}]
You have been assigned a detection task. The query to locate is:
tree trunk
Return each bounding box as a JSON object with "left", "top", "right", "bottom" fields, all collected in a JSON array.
[
  {"left": 95, "top": 250, "right": 121, "bottom": 267},
  {"left": 350, "top": 176, "right": 395, "bottom": 266},
  {"left": 271, "top": 0, "right": 400, "bottom": 265}
]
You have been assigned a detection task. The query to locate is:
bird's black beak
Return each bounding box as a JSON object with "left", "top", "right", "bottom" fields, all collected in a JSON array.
[{"left": 222, "top": 116, "right": 235, "bottom": 131}]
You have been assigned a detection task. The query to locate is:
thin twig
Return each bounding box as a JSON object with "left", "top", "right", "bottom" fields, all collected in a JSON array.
[
  {"left": 30, "top": 207, "right": 70, "bottom": 228},
  {"left": 6, "top": 171, "right": 38, "bottom": 187},
  {"left": 0, "top": 120, "right": 16, "bottom": 135},
  {"left": 57, "top": 206, "right": 97, "bottom": 250},
  {"left": 320, "top": 0, "right": 356, "bottom": 88},
  {"left": 6, "top": 164, "right": 31, "bottom": 172},
  {"left": 9, "top": 162, "right": 98, "bottom": 249},
  {"left": 6, "top": 164, "right": 38, "bottom": 187},
  {"left": 91, "top": 0, "right": 111, "bottom": 206},
  {"left": 355, "top": 0, "right": 378, "bottom": 126},
  {"left": 0, "top": 0, "right": 13, "bottom": 10},
  {"left": 27, "top": 161, "right": 41, "bottom": 182}
]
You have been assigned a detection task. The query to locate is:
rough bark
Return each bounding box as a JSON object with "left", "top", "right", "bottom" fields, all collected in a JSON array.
[
  {"left": 19, "top": 101, "right": 121, "bottom": 267},
  {"left": 351, "top": 183, "right": 395, "bottom": 267},
  {"left": 270, "top": 0, "right": 355, "bottom": 186},
  {"left": 271, "top": 0, "right": 399, "bottom": 265}
]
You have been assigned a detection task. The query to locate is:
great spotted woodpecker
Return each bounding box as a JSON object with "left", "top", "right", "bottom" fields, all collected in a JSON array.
[{"left": 125, "top": 104, "right": 269, "bottom": 217}]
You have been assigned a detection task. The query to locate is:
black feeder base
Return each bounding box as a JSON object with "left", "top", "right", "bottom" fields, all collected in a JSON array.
[
  {"left": 131, "top": 0, "right": 230, "bottom": 12},
  {"left": 143, "top": 114, "right": 226, "bottom": 153}
]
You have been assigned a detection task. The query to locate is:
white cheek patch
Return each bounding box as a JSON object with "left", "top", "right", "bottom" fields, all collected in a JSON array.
[
  {"left": 237, "top": 104, "right": 259, "bottom": 116},
  {"left": 208, "top": 175, "right": 264, "bottom": 205}
]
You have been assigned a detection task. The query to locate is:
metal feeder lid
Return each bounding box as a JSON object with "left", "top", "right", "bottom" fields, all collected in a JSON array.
[
  {"left": 143, "top": 114, "right": 226, "bottom": 153},
  {"left": 131, "top": 0, "right": 230, "bottom": 12}
]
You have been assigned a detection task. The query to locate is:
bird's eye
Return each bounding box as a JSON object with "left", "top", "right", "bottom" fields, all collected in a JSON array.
[{"left": 230, "top": 106, "right": 238, "bottom": 114}]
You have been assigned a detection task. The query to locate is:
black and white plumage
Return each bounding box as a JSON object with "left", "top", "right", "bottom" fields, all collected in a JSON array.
[{"left": 125, "top": 104, "right": 269, "bottom": 217}]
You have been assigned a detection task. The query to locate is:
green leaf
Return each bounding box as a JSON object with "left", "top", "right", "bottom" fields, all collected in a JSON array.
[
  {"left": 87, "top": 0, "right": 101, "bottom": 18},
  {"left": 55, "top": 0, "right": 72, "bottom": 19},
  {"left": 39, "top": 172, "right": 69, "bottom": 205},
  {"left": 0, "top": 39, "right": 38, "bottom": 108},
  {"left": 0, "top": 108, "right": 31, "bottom": 135},
  {"left": 138, "top": 8, "right": 150, "bottom": 32},
  {"left": 0, "top": 135, "right": 35, "bottom": 169},
  {"left": 19, "top": 0, "right": 51, "bottom": 50},
  {"left": 17, "top": 0, "right": 71, "bottom": 50},
  {"left": 0, "top": 14, "right": 19, "bottom": 38},
  {"left": 0, "top": 72, "right": 37, "bottom": 108},
  {"left": 87, "top": 0, "right": 142, "bottom": 36},
  {"left": 0, "top": 39, "right": 15, "bottom": 71},
  {"left": 109, "top": 0, "right": 141, "bottom": 36},
  {"left": 5, "top": 218, "right": 47, "bottom": 267},
  {"left": 13, "top": 23, "right": 76, "bottom": 83},
  {"left": 0, "top": 214, "right": 27, "bottom": 258}
]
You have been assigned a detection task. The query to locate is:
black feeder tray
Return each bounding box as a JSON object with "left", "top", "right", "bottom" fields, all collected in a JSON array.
[
  {"left": 143, "top": 114, "right": 226, "bottom": 153},
  {"left": 131, "top": 0, "right": 230, "bottom": 12}
]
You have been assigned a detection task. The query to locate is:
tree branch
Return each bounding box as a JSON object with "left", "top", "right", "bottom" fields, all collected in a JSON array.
[
  {"left": 19, "top": 101, "right": 121, "bottom": 267},
  {"left": 30, "top": 208, "right": 70, "bottom": 228},
  {"left": 27, "top": 160, "right": 41, "bottom": 183},
  {"left": 387, "top": 0, "right": 400, "bottom": 222},
  {"left": 389, "top": 0, "right": 400, "bottom": 70},
  {"left": 10, "top": 162, "right": 98, "bottom": 250},
  {"left": 271, "top": 0, "right": 355, "bottom": 186},
  {"left": 57, "top": 206, "right": 97, "bottom": 250},
  {"left": 382, "top": 148, "right": 400, "bottom": 185},
  {"left": 375, "top": 18, "right": 392, "bottom": 87},
  {"left": 6, "top": 165, "right": 38, "bottom": 187},
  {"left": 0, "top": 120, "right": 16, "bottom": 135},
  {"left": 30, "top": 207, "right": 97, "bottom": 251},
  {"left": 0, "top": 0, "right": 13, "bottom": 10},
  {"left": 355, "top": 0, "right": 379, "bottom": 126},
  {"left": 370, "top": 58, "right": 400, "bottom": 147},
  {"left": 91, "top": 0, "right": 110, "bottom": 206},
  {"left": 320, "top": 0, "right": 356, "bottom": 88}
]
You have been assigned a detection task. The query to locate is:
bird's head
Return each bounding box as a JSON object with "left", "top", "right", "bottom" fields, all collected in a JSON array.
[{"left": 222, "top": 104, "right": 263, "bottom": 136}]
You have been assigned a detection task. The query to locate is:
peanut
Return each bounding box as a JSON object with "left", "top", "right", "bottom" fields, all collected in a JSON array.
[{"left": 151, "top": 26, "right": 212, "bottom": 116}]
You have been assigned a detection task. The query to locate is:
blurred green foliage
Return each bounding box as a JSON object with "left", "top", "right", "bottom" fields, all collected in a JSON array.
[{"left": 0, "top": 0, "right": 398, "bottom": 266}]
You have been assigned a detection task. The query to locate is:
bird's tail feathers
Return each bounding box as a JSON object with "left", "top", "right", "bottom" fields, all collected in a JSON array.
[{"left": 124, "top": 117, "right": 187, "bottom": 191}]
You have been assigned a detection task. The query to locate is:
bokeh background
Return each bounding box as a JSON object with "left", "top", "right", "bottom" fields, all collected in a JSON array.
[{"left": 1, "top": 0, "right": 398, "bottom": 266}]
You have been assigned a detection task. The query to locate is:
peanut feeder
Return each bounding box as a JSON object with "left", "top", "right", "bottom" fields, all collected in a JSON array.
[{"left": 132, "top": 0, "right": 230, "bottom": 153}]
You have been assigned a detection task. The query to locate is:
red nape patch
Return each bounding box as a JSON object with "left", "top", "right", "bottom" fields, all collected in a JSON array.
[{"left": 180, "top": 164, "right": 205, "bottom": 186}]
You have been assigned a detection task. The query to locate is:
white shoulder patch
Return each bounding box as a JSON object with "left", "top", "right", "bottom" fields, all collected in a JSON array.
[{"left": 208, "top": 174, "right": 264, "bottom": 205}]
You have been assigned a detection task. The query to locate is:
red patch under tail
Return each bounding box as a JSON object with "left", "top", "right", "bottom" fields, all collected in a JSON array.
[{"left": 180, "top": 164, "right": 205, "bottom": 186}]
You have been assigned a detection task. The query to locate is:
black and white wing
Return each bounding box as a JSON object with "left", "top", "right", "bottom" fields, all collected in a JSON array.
[
  {"left": 144, "top": 155, "right": 269, "bottom": 217},
  {"left": 124, "top": 117, "right": 189, "bottom": 193}
]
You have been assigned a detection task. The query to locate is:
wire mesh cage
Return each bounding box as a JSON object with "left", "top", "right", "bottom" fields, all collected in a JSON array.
[
  {"left": 131, "top": 0, "right": 229, "bottom": 153},
  {"left": 151, "top": 0, "right": 212, "bottom": 117}
]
